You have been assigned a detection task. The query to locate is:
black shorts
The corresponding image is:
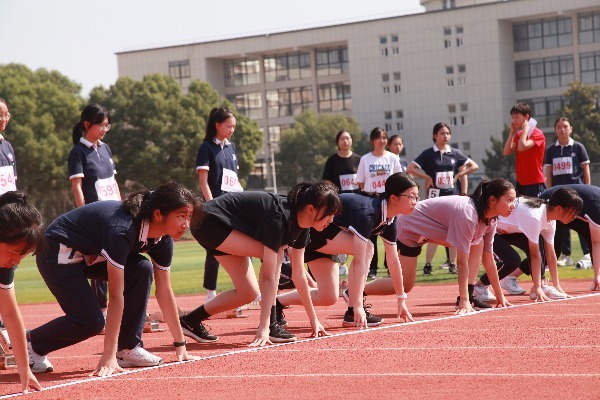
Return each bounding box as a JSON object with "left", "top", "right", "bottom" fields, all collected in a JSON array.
[
  {"left": 304, "top": 224, "right": 342, "bottom": 263},
  {"left": 397, "top": 240, "right": 423, "bottom": 257},
  {"left": 192, "top": 214, "right": 232, "bottom": 257}
]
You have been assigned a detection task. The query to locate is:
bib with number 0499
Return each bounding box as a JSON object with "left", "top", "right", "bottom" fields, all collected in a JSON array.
[
  {"left": 435, "top": 171, "right": 454, "bottom": 190},
  {"left": 95, "top": 176, "right": 121, "bottom": 201},
  {"left": 552, "top": 157, "right": 573, "bottom": 176},
  {"left": 221, "top": 168, "right": 243, "bottom": 192},
  {"left": 0, "top": 165, "right": 16, "bottom": 194}
]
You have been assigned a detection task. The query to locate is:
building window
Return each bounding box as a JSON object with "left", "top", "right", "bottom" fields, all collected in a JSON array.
[
  {"left": 446, "top": 66, "right": 454, "bottom": 74},
  {"left": 460, "top": 116, "right": 468, "bottom": 125},
  {"left": 384, "top": 123, "right": 393, "bottom": 132},
  {"left": 264, "top": 52, "right": 311, "bottom": 82},
  {"left": 396, "top": 110, "right": 404, "bottom": 119},
  {"left": 383, "top": 86, "right": 390, "bottom": 94},
  {"left": 226, "top": 92, "right": 263, "bottom": 118},
  {"left": 394, "top": 84, "right": 401, "bottom": 93},
  {"left": 513, "top": 17, "right": 573, "bottom": 52},
  {"left": 458, "top": 64, "right": 466, "bottom": 73},
  {"left": 316, "top": 46, "right": 349, "bottom": 76},
  {"left": 460, "top": 103, "right": 468, "bottom": 112},
  {"left": 518, "top": 96, "right": 565, "bottom": 128},
  {"left": 447, "top": 78, "right": 454, "bottom": 87},
  {"left": 443, "top": 27, "right": 452, "bottom": 36},
  {"left": 392, "top": 47, "right": 399, "bottom": 55},
  {"left": 396, "top": 122, "right": 404, "bottom": 131},
  {"left": 318, "top": 82, "right": 351, "bottom": 112},
  {"left": 381, "top": 48, "right": 388, "bottom": 57},
  {"left": 458, "top": 76, "right": 466, "bottom": 86},
  {"left": 380, "top": 36, "right": 387, "bottom": 44},
  {"left": 266, "top": 86, "right": 313, "bottom": 118},
  {"left": 391, "top": 34, "right": 399, "bottom": 43},
  {"left": 169, "top": 60, "right": 191, "bottom": 84},
  {"left": 456, "top": 26, "right": 463, "bottom": 34},
  {"left": 462, "top": 142, "right": 471, "bottom": 151},
  {"left": 443, "top": 0, "right": 456, "bottom": 10},
  {"left": 448, "top": 104, "right": 456, "bottom": 113},
  {"left": 382, "top": 73, "right": 390, "bottom": 82},
  {"left": 581, "top": 51, "right": 600, "bottom": 83},
  {"left": 456, "top": 37, "right": 464, "bottom": 47},
  {"left": 444, "top": 39, "right": 452, "bottom": 48},
  {"left": 449, "top": 116, "right": 457, "bottom": 126},
  {"left": 268, "top": 126, "right": 281, "bottom": 144},
  {"left": 384, "top": 111, "right": 392, "bottom": 120},
  {"left": 224, "top": 59, "right": 261, "bottom": 87},
  {"left": 515, "top": 56, "right": 574, "bottom": 91},
  {"left": 393, "top": 72, "right": 401, "bottom": 80},
  {"left": 579, "top": 11, "right": 600, "bottom": 44}
]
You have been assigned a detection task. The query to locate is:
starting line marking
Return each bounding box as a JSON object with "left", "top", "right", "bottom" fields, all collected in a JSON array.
[{"left": 2, "top": 291, "right": 599, "bottom": 398}]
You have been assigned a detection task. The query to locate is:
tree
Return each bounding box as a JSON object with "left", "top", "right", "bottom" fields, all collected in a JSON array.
[
  {"left": 276, "top": 110, "right": 363, "bottom": 187},
  {"left": 481, "top": 125, "right": 516, "bottom": 182},
  {"left": 560, "top": 81, "right": 600, "bottom": 162},
  {"left": 0, "top": 63, "right": 83, "bottom": 221},
  {"left": 89, "top": 75, "right": 263, "bottom": 192}
]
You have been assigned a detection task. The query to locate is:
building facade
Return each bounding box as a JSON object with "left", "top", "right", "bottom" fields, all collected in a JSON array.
[{"left": 117, "top": 0, "right": 600, "bottom": 189}]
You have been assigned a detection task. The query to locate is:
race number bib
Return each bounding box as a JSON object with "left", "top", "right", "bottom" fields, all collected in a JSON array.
[
  {"left": 428, "top": 188, "right": 440, "bottom": 199},
  {"left": 339, "top": 173, "right": 359, "bottom": 192},
  {"left": 552, "top": 157, "right": 573, "bottom": 176},
  {"left": 95, "top": 176, "right": 121, "bottom": 201},
  {"left": 0, "top": 166, "right": 16, "bottom": 194},
  {"left": 369, "top": 175, "right": 387, "bottom": 193},
  {"left": 435, "top": 171, "right": 454, "bottom": 190},
  {"left": 221, "top": 168, "right": 243, "bottom": 192}
]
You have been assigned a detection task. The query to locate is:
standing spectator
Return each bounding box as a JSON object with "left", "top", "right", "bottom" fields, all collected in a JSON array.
[
  {"left": 407, "top": 123, "right": 478, "bottom": 275},
  {"left": 503, "top": 103, "right": 546, "bottom": 197},
  {"left": 69, "top": 104, "right": 121, "bottom": 321},
  {"left": 322, "top": 129, "right": 361, "bottom": 276},
  {"left": 196, "top": 107, "right": 242, "bottom": 302},
  {"left": 356, "top": 128, "right": 402, "bottom": 279},
  {"left": 544, "top": 117, "right": 591, "bottom": 266},
  {"left": 387, "top": 135, "right": 409, "bottom": 172}
]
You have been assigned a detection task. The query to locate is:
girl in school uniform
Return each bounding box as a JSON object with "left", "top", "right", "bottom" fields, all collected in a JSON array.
[
  {"left": 27, "top": 183, "right": 200, "bottom": 376},
  {"left": 68, "top": 104, "right": 121, "bottom": 323},
  {"left": 181, "top": 182, "right": 341, "bottom": 346},
  {"left": 474, "top": 187, "right": 583, "bottom": 302},
  {"left": 0, "top": 192, "right": 44, "bottom": 393},
  {"left": 275, "top": 172, "right": 418, "bottom": 329},
  {"left": 365, "top": 179, "right": 516, "bottom": 314}
]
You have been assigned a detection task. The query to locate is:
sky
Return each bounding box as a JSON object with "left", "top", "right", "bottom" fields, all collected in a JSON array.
[{"left": 1, "top": 0, "right": 424, "bottom": 97}]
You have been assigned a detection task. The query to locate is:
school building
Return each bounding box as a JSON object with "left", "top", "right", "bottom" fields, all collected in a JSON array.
[{"left": 116, "top": 0, "right": 600, "bottom": 189}]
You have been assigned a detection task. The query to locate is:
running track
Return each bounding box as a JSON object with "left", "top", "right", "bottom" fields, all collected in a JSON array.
[{"left": 1, "top": 280, "right": 599, "bottom": 399}]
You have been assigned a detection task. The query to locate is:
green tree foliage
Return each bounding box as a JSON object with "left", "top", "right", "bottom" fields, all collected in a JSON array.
[
  {"left": 89, "top": 75, "right": 263, "bottom": 192},
  {"left": 0, "top": 63, "right": 83, "bottom": 221},
  {"left": 276, "top": 110, "right": 363, "bottom": 186},
  {"left": 559, "top": 81, "right": 600, "bottom": 162},
  {"left": 481, "top": 125, "right": 516, "bottom": 181}
]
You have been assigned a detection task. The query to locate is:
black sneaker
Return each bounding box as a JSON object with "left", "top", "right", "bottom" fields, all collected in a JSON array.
[
  {"left": 455, "top": 296, "right": 492, "bottom": 311},
  {"left": 269, "top": 323, "right": 296, "bottom": 343},
  {"left": 423, "top": 263, "right": 433, "bottom": 275},
  {"left": 277, "top": 312, "right": 288, "bottom": 327},
  {"left": 180, "top": 317, "right": 218, "bottom": 343},
  {"left": 367, "top": 271, "right": 377, "bottom": 280},
  {"left": 342, "top": 306, "right": 384, "bottom": 327},
  {"left": 448, "top": 262, "right": 457, "bottom": 274}
]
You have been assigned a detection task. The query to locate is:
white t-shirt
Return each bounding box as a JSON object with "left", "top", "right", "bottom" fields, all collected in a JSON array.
[
  {"left": 496, "top": 198, "right": 555, "bottom": 244},
  {"left": 356, "top": 151, "right": 402, "bottom": 194}
]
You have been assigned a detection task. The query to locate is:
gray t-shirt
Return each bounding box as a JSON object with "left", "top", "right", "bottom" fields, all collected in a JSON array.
[{"left": 396, "top": 195, "right": 496, "bottom": 255}]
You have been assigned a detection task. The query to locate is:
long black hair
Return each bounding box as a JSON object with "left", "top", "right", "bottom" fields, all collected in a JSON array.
[
  {"left": 0, "top": 191, "right": 44, "bottom": 255},
  {"left": 384, "top": 172, "right": 418, "bottom": 199},
  {"left": 288, "top": 182, "right": 342, "bottom": 220},
  {"left": 470, "top": 179, "right": 515, "bottom": 223},
  {"left": 72, "top": 104, "right": 110, "bottom": 145},
  {"left": 522, "top": 188, "right": 583, "bottom": 215},
  {"left": 122, "top": 182, "right": 201, "bottom": 221},
  {"left": 204, "top": 107, "right": 235, "bottom": 142}
]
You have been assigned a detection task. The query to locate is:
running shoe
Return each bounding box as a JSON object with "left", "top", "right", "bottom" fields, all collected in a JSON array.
[
  {"left": 556, "top": 255, "right": 573, "bottom": 267},
  {"left": 455, "top": 296, "right": 491, "bottom": 311},
  {"left": 27, "top": 341, "right": 54, "bottom": 373},
  {"left": 342, "top": 289, "right": 350, "bottom": 305},
  {"left": 342, "top": 306, "right": 384, "bottom": 327},
  {"left": 339, "top": 264, "right": 348, "bottom": 276},
  {"left": 447, "top": 262, "right": 457, "bottom": 274},
  {"left": 423, "top": 263, "right": 433, "bottom": 275},
  {"left": 529, "top": 285, "right": 568, "bottom": 300},
  {"left": 440, "top": 260, "right": 451, "bottom": 269},
  {"left": 116, "top": 344, "right": 163, "bottom": 368},
  {"left": 500, "top": 276, "right": 526, "bottom": 295},
  {"left": 269, "top": 323, "right": 296, "bottom": 343},
  {"left": 473, "top": 283, "right": 497, "bottom": 301},
  {"left": 180, "top": 317, "right": 218, "bottom": 343}
]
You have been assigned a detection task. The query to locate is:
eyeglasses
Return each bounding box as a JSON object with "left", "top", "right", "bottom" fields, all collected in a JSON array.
[
  {"left": 0, "top": 113, "right": 11, "bottom": 121},
  {"left": 96, "top": 123, "right": 111, "bottom": 131},
  {"left": 399, "top": 194, "right": 419, "bottom": 203}
]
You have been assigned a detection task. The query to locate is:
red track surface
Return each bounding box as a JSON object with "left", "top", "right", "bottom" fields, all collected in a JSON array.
[{"left": 2, "top": 279, "right": 599, "bottom": 399}]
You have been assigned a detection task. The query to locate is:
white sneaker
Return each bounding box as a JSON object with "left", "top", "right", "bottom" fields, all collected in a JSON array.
[
  {"left": 529, "top": 285, "right": 567, "bottom": 300},
  {"left": 576, "top": 259, "right": 592, "bottom": 269},
  {"left": 206, "top": 290, "right": 217, "bottom": 302},
  {"left": 556, "top": 255, "right": 573, "bottom": 267},
  {"left": 500, "top": 276, "right": 526, "bottom": 295},
  {"left": 339, "top": 264, "right": 348, "bottom": 275},
  {"left": 580, "top": 253, "right": 591, "bottom": 261},
  {"left": 116, "top": 344, "right": 163, "bottom": 368},
  {"left": 473, "top": 284, "right": 497, "bottom": 301},
  {"left": 27, "top": 341, "right": 54, "bottom": 373},
  {"left": 440, "top": 260, "right": 451, "bottom": 269}
]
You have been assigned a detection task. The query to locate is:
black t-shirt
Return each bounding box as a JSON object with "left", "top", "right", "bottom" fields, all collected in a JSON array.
[
  {"left": 194, "top": 191, "right": 310, "bottom": 253},
  {"left": 322, "top": 153, "right": 362, "bottom": 193}
]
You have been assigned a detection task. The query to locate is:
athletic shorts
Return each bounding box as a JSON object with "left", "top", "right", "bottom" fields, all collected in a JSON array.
[
  {"left": 304, "top": 224, "right": 342, "bottom": 263},
  {"left": 192, "top": 214, "right": 232, "bottom": 257},
  {"left": 397, "top": 239, "right": 423, "bottom": 258}
]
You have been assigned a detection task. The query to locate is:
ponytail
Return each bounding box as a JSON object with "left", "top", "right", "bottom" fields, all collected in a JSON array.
[
  {"left": 470, "top": 179, "right": 514, "bottom": 223},
  {"left": 122, "top": 182, "right": 201, "bottom": 220},
  {"left": 72, "top": 104, "right": 110, "bottom": 145},
  {"left": 288, "top": 182, "right": 341, "bottom": 220}
]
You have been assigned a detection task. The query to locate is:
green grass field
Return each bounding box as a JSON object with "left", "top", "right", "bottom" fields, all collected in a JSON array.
[{"left": 13, "top": 234, "right": 594, "bottom": 304}]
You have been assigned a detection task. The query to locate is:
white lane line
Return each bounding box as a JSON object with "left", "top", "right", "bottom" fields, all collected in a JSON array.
[{"left": 2, "top": 291, "right": 599, "bottom": 399}]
